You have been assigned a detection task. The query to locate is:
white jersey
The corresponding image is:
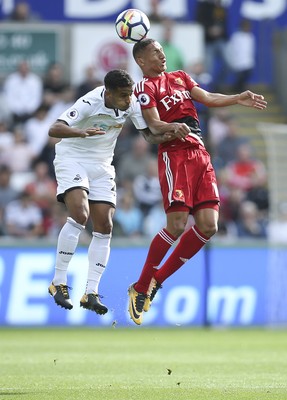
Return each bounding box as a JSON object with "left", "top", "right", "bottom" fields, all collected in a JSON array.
[{"left": 54, "top": 86, "right": 147, "bottom": 164}]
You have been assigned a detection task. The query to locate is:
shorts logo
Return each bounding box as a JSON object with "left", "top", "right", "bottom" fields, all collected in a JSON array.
[
  {"left": 67, "top": 109, "right": 79, "bottom": 120},
  {"left": 138, "top": 93, "right": 150, "bottom": 106},
  {"left": 175, "top": 189, "right": 184, "bottom": 200},
  {"left": 73, "top": 174, "right": 82, "bottom": 182}
]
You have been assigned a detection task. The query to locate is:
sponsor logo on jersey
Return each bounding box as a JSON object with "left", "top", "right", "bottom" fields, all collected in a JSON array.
[
  {"left": 67, "top": 109, "right": 79, "bottom": 120},
  {"left": 160, "top": 90, "right": 192, "bottom": 111},
  {"left": 82, "top": 99, "right": 91, "bottom": 106},
  {"left": 138, "top": 93, "right": 150, "bottom": 106}
]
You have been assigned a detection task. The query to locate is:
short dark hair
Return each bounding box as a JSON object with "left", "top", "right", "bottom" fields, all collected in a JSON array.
[
  {"left": 133, "top": 38, "right": 156, "bottom": 60},
  {"left": 104, "top": 69, "right": 134, "bottom": 90}
]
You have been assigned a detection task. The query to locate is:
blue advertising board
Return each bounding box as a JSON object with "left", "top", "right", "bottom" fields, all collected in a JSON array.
[
  {"left": 1, "top": 0, "right": 287, "bottom": 26},
  {"left": 0, "top": 244, "right": 279, "bottom": 327}
]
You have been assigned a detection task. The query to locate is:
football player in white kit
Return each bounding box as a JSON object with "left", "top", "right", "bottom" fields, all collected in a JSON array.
[{"left": 48, "top": 69, "right": 173, "bottom": 314}]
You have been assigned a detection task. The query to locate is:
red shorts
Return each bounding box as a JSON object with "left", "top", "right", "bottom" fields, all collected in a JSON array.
[{"left": 158, "top": 145, "right": 220, "bottom": 214}]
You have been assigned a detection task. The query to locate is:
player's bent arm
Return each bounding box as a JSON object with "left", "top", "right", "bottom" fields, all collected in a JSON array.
[
  {"left": 139, "top": 128, "right": 174, "bottom": 144},
  {"left": 48, "top": 120, "right": 106, "bottom": 138},
  {"left": 191, "top": 87, "right": 267, "bottom": 110},
  {"left": 141, "top": 108, "right": 190, "bottom": 140}
]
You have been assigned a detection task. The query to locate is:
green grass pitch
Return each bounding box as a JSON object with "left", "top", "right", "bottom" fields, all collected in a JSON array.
[{"left": 0, "top": 327, "right": 287, "bottom": 400}]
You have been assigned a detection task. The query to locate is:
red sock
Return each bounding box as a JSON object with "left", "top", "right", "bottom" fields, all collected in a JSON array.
[
  {"left": 154, "top": 225, "right": 209, "bottom": 284},
  {"left": 135, "top": 229, "right": 176, "bottom": 293}
]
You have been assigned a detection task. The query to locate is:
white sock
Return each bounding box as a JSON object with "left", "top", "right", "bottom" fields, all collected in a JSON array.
[
  {"left": 53, "top": 217, "right": 85, "bottom": 285},
  {"left": 85, "top": 231, "right": 111, "bottom": 294}
]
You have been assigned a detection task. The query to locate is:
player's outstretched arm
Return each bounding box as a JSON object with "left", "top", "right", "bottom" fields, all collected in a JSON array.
[
  {"left": 49, "top": 120, "right": 106, "bottom": 139},
  {"left": 191, "top": 87, "right": 267, "bottom": 110}
]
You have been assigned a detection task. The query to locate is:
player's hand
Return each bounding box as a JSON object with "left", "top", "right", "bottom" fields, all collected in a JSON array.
[
  {"left": 78, "top": 127, "right": 106, "bottom": 138},
  {"left": 169, "top": 122, "right": 191, "bottom": 141},
  {"left": 85, "top": 127, "right": 106, "bottom": 136},
  {"left": 237, "top": 91, "right": 267, "bottom": 110}
]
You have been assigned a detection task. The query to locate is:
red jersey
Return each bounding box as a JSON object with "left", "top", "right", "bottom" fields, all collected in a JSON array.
[{"left": 134, "top": 70, "right": 202, "bottom": 152}]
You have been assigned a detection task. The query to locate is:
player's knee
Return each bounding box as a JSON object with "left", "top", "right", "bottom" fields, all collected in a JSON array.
[
  {"left": 71, "top": 209, "right": 89, "bottom": 226},
  {"left": 200, "top": 221, "right": 218, "bottom": 238},
  {"left": 167, "top": 221, "right": 187, "bottom": 238}
]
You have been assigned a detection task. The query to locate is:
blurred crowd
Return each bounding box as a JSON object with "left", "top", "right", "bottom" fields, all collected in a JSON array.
[{"left": 0, "top": 0, "right": 270, "bottom": 242}]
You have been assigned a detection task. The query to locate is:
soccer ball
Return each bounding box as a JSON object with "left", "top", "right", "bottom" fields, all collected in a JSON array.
[{"left": 115, "top": 9, "right": 150, "bottom": 44}]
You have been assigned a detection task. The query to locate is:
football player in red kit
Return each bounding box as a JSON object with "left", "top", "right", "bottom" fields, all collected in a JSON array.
[{"left": 128, "top": 38, "right": 267, "bottom": 325}]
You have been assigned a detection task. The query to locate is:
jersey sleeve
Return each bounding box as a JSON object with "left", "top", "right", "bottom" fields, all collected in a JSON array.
[
  {"left": 134, "top": 79, "right": 157, "bottom": 110},
  {"left": 57, "top": 90, "right": 96, "bottom": 126},
  {"left": 181, "top": 70, "right": 199, "bottom": 91},
  {"left": 129, "top": 94, "right": 148, "bottom": 130}
]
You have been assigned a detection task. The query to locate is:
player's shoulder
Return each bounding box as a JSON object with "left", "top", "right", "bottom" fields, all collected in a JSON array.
[
  {"left": 79, "top": 85, "right": 105, "bottom": 105},
  {"left": 134, "top": 77, "right": 153, "bottom": 94},
  {"left": 168, "top": 70, "right": 189, "bottom": 79}
]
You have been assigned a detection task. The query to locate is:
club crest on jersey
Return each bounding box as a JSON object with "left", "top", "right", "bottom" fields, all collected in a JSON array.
[
  {"left": 175, "top": 78, "right": 184, "bottom": 85},
  {"left": 138, "top": 93, "right": 150, "bottom": 106},
  {"left": 67, "top": 109, "right": 79, "bottom": 120},
  {"left": 175, "top": 189, "right": 184, "bottom": 200}
]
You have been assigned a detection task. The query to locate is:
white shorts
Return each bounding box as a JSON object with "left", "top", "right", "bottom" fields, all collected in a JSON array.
[{"left": 54, "top": 158, "right": 116, "bottom": 207}]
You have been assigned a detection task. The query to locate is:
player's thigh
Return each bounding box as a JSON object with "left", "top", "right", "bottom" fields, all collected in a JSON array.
[
  {"left": 89, "top": 202, "right": 115, "bottom": 234},
  {"left": 193, "top": 207, "right": 219, "bottom": 237},
  {"left": 64, "top": 188, "right": 90, "bottom": 224}
]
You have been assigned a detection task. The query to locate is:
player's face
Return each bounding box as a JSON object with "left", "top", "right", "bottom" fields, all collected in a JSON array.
[
  {"left": 139, "top": 41, "right": 167, "bottom": 76},
  {"left": 105, "top": 87, "right": 133, "bottom": 111}
]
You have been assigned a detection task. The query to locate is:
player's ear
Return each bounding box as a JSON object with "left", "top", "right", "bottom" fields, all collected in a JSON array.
[{"left": 137, "top": 56, "right": 145, "bottom": 67}]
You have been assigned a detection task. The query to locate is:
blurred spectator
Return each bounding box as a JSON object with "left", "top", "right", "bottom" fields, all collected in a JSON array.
[
  {"left": 113, "top": 119, "right": 138, "bottom": 169},
  {"left": 208, "top": 108, "right": 232, "bottom": 150},
  {"left": 46, "top": 202, "right": 69, "bottom": 239},
  {"left": 161, "top": 18, "right": 184, "bottom": 72},
  {"left": 212, "top": 116, "right": 250, "bottom": 170},
  {"left": 224, "top": 142, "right": 267, "bottom": 192},
  {"left": 113, "top": 190, "right": 143, "bottom": 237},
  {"left": 219, "top": 183, "right": 246, "bottom": 223},
  {"left": 188, "top": 61, "right": 213, "bottom": 137},
  {"left": 46, "top": 85, "right": 76, "bottom": 124},
  {"left": 0, "top": 93, "right": 12, "bottom": 127},
  {"left": 0, "top": 121, "right": 14, "bottom": 162},
  {"left": 0, "top": 164, "right": 20, "bottom": 210},
  {"left": 76, "top": 65, "right": 103, "bottom": 99},
  {"left": 148, "top": 0, "right": 163, "bottom": 22},
  {"left": 1, "top": 126, "right": 35, "bottom": 173},
  {"left": 117, "top": 135, "right": 156, "bottom": 183},
  {"left": 132, "top": 158, "right": 162, "bottom": 215},
  {"left": 196, "top": 0, "right": 230, "bottom": 91},
  {"left": 143, "top": 200, "right": 166, "bottom": 238},
  {"left": 36, "top": 136, "right": 59, "bottom": 179},
  {"left": 23, "top": 104, "right": 51, "bottom": 158},
  {"left": 235, "top": 200, "right": 267, "bottom": 238},
  {"left": 3, "top": 60, "right": 43, "bottom": 126},
  {"left": 4, "top": 190, "right": 44, "bottom": 238},
  {"left": 226, "top": 19, "right": 256, "bottom": 92},
  {"left": 24, "top": 160, "right": 57, "bottom": 233},
  {"left": 8, "top": 1, "right": 40, "bottom": 22},
  {"left": 43, "top": 63, "right": 69, "bottom": 107}
]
